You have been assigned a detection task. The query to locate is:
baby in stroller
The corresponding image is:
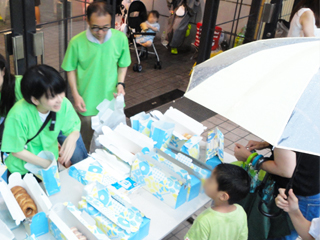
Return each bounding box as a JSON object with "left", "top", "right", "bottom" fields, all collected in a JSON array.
[{"left": 136, "top": 10, "right": 160, "bottom": 47}]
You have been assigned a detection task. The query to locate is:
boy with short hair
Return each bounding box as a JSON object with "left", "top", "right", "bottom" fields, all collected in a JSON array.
[
  {"left": 1, "top": 65, "right": 81, "bottom": 175},
  {"left": 185, "top": 164, "right": 251, "bottom": 240}
]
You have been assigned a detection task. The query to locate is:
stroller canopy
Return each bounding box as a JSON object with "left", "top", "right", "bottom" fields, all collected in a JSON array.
[{"left": 127, "top": 1, "right": 148, "bottom": 32}]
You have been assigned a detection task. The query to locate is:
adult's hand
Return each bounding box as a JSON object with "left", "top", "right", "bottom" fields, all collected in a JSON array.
[
  {"left": 276, "top": 188, "right": 299, "bottom": 213},
  {"left": 246, "top": 140, "right": 269, "bottom": 151},
  {"left": 114, "top": 84, "right": 126, "bottom": 98},
  {"left": 59, "top": 131, "right": 79, "bottom": 166},
  {"left": 73, "top": 94, "right": 86, "bottom": 113},
  {"left": 234, "top": 143, "right": 251, "bottom": 162}
]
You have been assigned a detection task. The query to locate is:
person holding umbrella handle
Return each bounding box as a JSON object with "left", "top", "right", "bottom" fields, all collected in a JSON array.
[
  {"left": 234, "top": 140, "right": 320, "bottom": 240},
  {"left": 276, "top": 188, "right": 319, "bottom": 240}
]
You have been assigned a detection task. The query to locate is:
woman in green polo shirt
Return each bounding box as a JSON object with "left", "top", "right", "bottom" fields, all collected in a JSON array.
[
  {"left": 0, "top": 54, "right": 87, "bottom": 166},
  {"left": 1, "top": 64, "right": 86, "bottom": 175}
]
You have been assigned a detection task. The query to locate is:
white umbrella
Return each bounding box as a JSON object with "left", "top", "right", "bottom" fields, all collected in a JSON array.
[{"left": 185, "top": 37, "right": 320, "bottom": 156}]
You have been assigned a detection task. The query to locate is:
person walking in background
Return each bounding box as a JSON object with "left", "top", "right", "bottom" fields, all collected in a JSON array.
[
  {"left": 62, "top": 1, "right": 131, "bottom": 150},
  {"left": 288, "top": 0, "right": 320, "bottom": 37}
]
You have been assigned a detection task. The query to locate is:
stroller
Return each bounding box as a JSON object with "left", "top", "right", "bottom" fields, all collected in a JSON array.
[{"left": 127, "top": 1, "right": 161, "bottom": 72}]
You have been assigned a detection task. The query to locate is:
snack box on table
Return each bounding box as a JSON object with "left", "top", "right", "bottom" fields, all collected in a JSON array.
[
  {"left": 78, "top": 183, "right": 150, "bottom": 240},
  {"left": 0, "top": 162, "right": 8, "bottom": 182},
  {"left": 0, "top": 173, "right": 52, "bottom": 237},
  {"left": 206, "top": 127, "right": 224, "bottom": 168},
  {"left": 159, "top": 148, "right": 212, "bottom": 194},
  {"left": 160, "top": 107, "right": 207, "bottom": 159},
  {"left": 49, "top": 202, "right": 110, "bottom": 240},
  {"left": 131, "top": 150, "right": 192, "bottom": 208},
  {"left": 69, "top": 157, "right": 119, "bottom": 186},
  {"left": 98, "top": 124, "right": 154, "bottom": 165}
]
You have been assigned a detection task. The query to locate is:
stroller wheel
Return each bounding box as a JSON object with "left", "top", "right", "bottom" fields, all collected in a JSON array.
[
  {"left": 133, "top": 63, "right": 138, "bottom": 72},
  {"left": 137, "top": 64, "right": 142, "bottom": 72},
  {"left": 155, "top": 61, "right": 162, "bottom": 70}
]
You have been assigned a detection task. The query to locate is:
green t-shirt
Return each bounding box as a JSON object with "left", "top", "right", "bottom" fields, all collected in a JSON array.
[
  {"left": 185, "top": 204, "right": 248, "bottom": 240},
  {"left": 1, "top": 98, "right": 81, "bottom": 175},
  {"left": 61, "top": 29, "right": 131, "bottom": 116},
  {"left": 14, "top": 75, "right": 23, "bottom": 101},
  {"left": 0, "top": 75, "right": 23, "bottom": 118}
]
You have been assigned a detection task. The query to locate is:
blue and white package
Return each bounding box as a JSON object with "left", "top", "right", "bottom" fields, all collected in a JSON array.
[
  {"left": 130, "top": 112, "right": 153, "bottom": 137},
  {"left": 24, "top": 151, "right": 61, "bottom": 196},
  {"left": 150, "top": 121, "right": 175, "bottom": 149},
  {"left": 206, "top": 127, "right": 224, "bottom": 168}
]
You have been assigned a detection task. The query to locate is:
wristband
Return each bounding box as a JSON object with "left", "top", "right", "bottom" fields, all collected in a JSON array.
[
  {"left": 117, "top": 82, "right": 125, "bottom": 89},
  {"left": 252, "top": 154, "right": 263, "bottom": 167},
  {"left": 246, "top": 152, "right": 258, "bottom": 164}
]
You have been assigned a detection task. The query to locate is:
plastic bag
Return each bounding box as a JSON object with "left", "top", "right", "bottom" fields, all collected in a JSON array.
[{"left": 90, "top": 95, "right": 127, "bottom": 153}]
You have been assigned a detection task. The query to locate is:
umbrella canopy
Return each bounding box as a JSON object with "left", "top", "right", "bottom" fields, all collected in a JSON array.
[{"left": 185, "top": 38, "right": 320, "bottom": 156}]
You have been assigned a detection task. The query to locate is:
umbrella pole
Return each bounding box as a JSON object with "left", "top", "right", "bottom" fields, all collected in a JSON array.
[{"left": 284, "top": 153, "right": 302, "bottom": 197}]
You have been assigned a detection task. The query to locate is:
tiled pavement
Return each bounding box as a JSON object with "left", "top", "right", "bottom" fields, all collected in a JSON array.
[{"left": 1, "top": 2, "right": 271, "bottom": 239}]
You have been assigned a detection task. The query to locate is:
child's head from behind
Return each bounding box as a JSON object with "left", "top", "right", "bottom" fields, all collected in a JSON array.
[
  {"left": 21, "top": 65, "right": 66, "bottom": 113},
  {"left": 148, "top": 10, "right": 159, "bottom": 24},
  {"left": 205, "top": 164, "right": 250, "bottom": 205}
]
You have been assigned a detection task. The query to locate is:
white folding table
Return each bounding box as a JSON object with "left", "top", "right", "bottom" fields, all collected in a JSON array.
[{"left": 12, "top": 153, "right": 236, "bottom": 240}]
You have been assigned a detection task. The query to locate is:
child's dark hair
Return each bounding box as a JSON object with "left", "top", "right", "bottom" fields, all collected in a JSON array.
[
  {"left": 87, "top": 1, "right": 113, "bottom": 21},
  {"left": 148, "top": 10, "right": 159, "bottom": 19},
  {"left": 0, "top": 54, "right": 16, "bottom": 116},
  {"left": 214, "top": 164, "right": 250, "bottom": 204},
  {"left": 21, "top": 65, "right": 66, "bottom": 104}
]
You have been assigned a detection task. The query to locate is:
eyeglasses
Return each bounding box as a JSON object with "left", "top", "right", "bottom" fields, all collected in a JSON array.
[{"left": 91, "top": 26, "right": 110, "bottom": 32}]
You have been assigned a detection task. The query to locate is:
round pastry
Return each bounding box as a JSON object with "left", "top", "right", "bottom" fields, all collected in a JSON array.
[
  {"left": 21, "top": 199, "right": 37, "bottom": 218},
  {"left": 11, "top": 186, "right": 27, "bottom": 196},
  {"left": 11, "top": 186, "right": 38, "bottom": 218},
  {"left": 75, "top": 232, "right": 83, "bottom": 238},
  {"left": 15, "top": 193, "right": 28, "bottom": 204},
  {"left": 183, "top": 133, "right": 192, "bottom": 140},
  {"left": 70, "top": 227, "right": 78, "bottom": 234}
]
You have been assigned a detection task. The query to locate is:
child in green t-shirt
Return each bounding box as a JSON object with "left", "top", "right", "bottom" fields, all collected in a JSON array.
[
  {"left": 185, "top": 164, "right": 251, "bottom": 240},
  {"left": 1, "top": 65, "right": 82, "bottom": 175}
]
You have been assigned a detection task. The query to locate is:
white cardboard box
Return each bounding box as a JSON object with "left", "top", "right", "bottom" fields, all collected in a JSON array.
[
  {"left": 0, "top": 173, "right": 52, "bottom": 236},
  {"left": 98, "top": 124, "right": 155, "bottom": 165},
  {"left": 49, "top": 202, "right": 110, "bottom": 240}
]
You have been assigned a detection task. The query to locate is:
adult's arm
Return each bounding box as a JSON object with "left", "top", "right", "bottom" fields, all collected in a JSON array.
[
  {"left": 260, "top": 148, "right": 296, "bottom": 178},
  {"left": 276, "top": 189, "right": 314, "bottom": 240},
  {"left": 116, "top": 67, "right": 128, "bottom": 96},
  {"left": 12, "top": 150, "right": 51, "bottom": 169},
  {"left": 289, "top": 211, "right": 314, "bottom": 240},
  {"left": 67, "top": 70, "right": 86, "bottom": 112},
  {"left": 59, "top": 131, "right": 79, "bottom": 165},
  {"left": 300, "top": 11, "right": 316, "bottom": 37}
]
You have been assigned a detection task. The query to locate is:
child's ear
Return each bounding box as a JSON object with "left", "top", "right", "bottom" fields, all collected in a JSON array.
[
  {"left": 220, "top": 192, "right": 230, "bottom": 202},
  {"left": 31, "top": 96, "right": 40, "bottom": 106}
]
